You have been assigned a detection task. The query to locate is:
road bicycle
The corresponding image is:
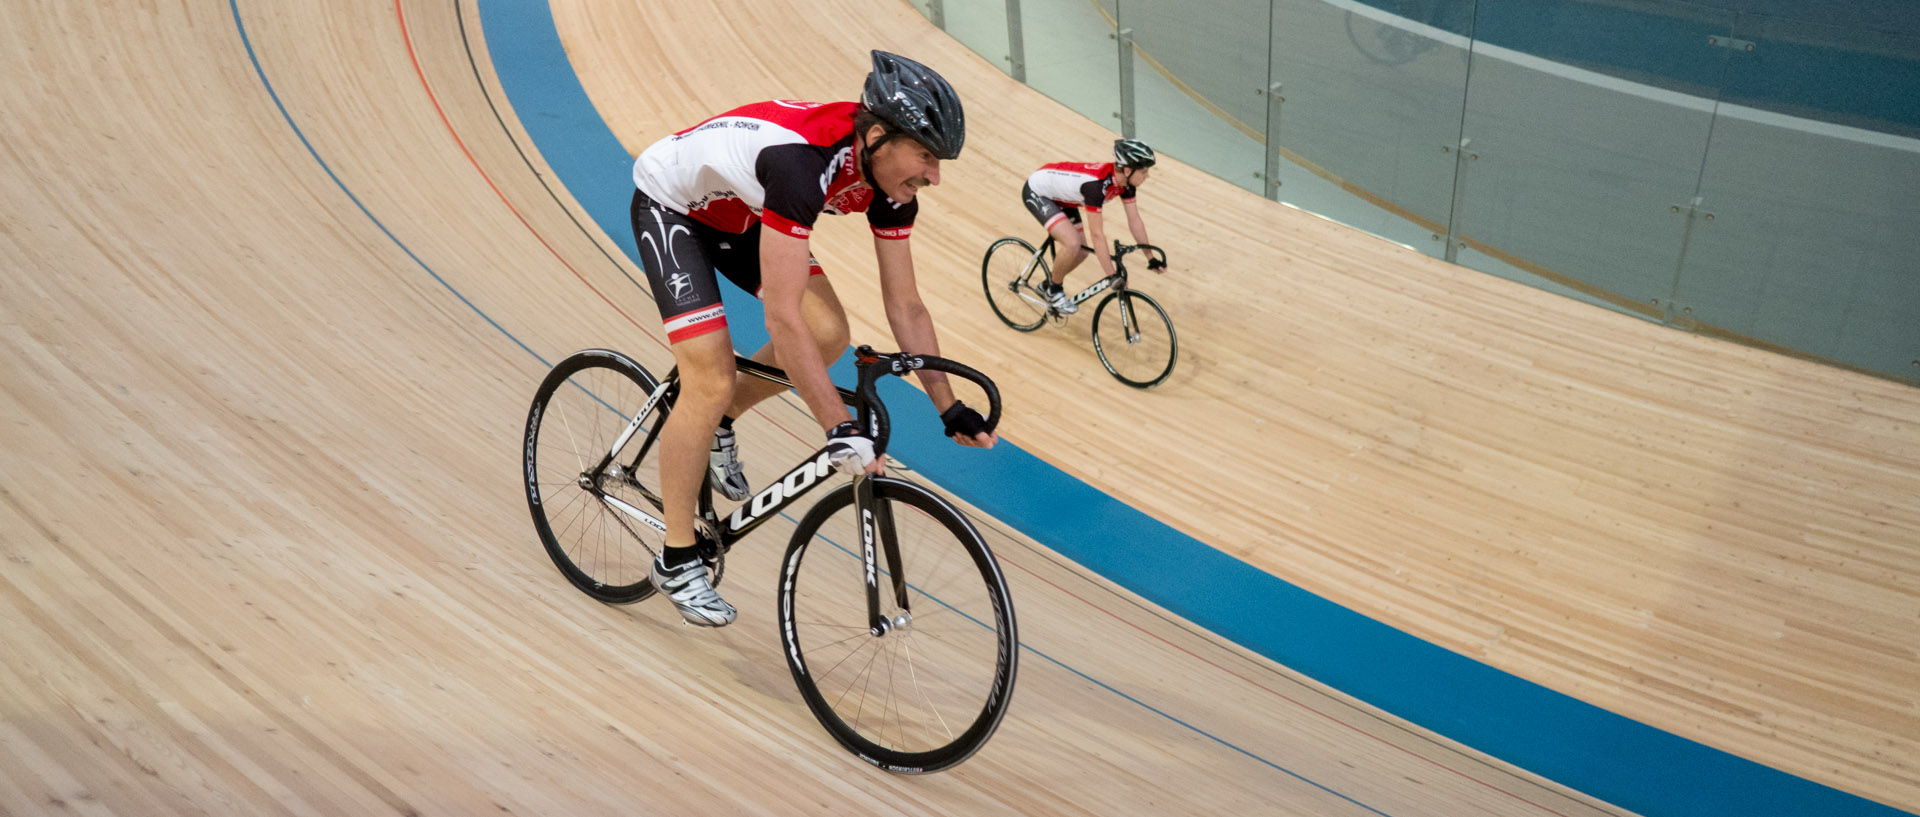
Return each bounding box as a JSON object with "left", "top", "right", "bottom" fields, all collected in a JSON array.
[
  {"left": 521, "top": 345, "right": 1017, "bottom": 773},
  {"left": 981, "top": 236, "right": 1178, "bottom": 388}
]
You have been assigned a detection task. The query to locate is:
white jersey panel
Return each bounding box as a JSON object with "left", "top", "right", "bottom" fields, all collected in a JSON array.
[
  {"left": 1027, "top": 167, "right": 1099, "bottom": 206},
  {"left": 632, "top": 116, "right": 808, "bottom": 217}
]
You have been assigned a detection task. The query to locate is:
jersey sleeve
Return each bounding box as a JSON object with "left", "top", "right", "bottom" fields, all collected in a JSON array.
[
  {"left": 1120, "top": 184, "right": 1138, "bottom": 203},
  {"left": 866, "top": 195, "right": 919, "bottom": 240},
  {"left": 756, "top": 144, "right": 832, "bottom": 238},
  {"left": 1078, "top": 178, "right": 1107, "bottom": 212}
]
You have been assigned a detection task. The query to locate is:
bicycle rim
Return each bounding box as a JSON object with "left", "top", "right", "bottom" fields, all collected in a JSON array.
[
  {"left": 1092, "top": 291, "right": 1178, "bottom": 388},
  {"left": 981, "top": 237, "right": 1050, "bottom": 332},
  {"left": 524, "top": 349, "right": 668, "bottom": 604},
  {"left": 779, "top": 479, "right": 1018, "bottom": 773}
]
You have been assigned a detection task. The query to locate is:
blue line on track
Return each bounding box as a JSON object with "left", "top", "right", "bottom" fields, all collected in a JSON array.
[
  {"left": 225, "top": 0, "right": 550, "bottom": 371},
  {"left": 225, "top": 2, "right": 1366, "bottom": 810},
  {"left": 227, "top": 2, "right": 1914, "bottom": 815}
]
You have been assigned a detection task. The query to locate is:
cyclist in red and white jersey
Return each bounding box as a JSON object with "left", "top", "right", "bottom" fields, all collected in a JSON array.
[
  {"left": 629, "top": 51, "right": 997, "bottom": 627},
  {"left": 1022, "top": 139, "right": 1169, "bottom": 313}
]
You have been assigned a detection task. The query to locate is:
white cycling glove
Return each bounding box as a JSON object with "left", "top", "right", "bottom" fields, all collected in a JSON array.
[{"left": 824, "top": 421, "right": 877, "bottom": 476}]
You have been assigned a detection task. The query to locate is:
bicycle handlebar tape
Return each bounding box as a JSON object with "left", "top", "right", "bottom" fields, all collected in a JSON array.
[
  {"left": 919, "top": 357, "right": 1002, "bottom": 433},
  {"left": 851, "top": 349, "right": 1004, "bottom": 458}
]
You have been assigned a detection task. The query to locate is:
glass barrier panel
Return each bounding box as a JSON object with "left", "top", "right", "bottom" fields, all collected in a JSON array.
[
  {"left": 940, "top": 0, "right": 1015, "bottom": 78},
  {"left": 1451, "top": 1, "right": 1735, "bottom": 313},
  {"left": 1018, "top": 0, "right": 1123, "bottom": 138},
  {"left": 1674, "top": 18, "right": 1920, "bottom": 377},
  {"left": 1117, "top": 0, "right": 1270, "bottom": 195},
  {"left": 1268, "top": 0, "right": 1475, "bottom": 253}
]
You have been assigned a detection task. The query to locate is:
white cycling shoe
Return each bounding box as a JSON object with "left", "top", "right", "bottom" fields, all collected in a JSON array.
[
  {"left": 651, "top": 552, "right": 736, "bottom": 627},
  {"left": 1040, "top": 281, "right": 1077, "bottom": 314}
]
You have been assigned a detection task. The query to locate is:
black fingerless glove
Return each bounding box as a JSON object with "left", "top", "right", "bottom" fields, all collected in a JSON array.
[
  {"left": 940, "top": 401, "right": 990, "bottom": 439},
  {"left": 1146, "top": 256, "right": 1167, "bottom": 271}
]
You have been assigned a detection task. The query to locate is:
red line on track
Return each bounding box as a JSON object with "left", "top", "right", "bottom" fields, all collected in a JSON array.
[{"left": 393, "top": 5, "right": 1573, "bottom": 815}]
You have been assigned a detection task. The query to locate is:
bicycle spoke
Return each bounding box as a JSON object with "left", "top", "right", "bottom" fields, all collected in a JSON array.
[
  {"left": 779, "top": 480, "right": 1016, "bottom": 771},
  {"left": 525, "top": 351, "right": 673, "bottom": 604},
  {"left": 900, "top": 637, "right": 957, "bottom": 743},
  {"left": 1093, "top": 292, "right": 1178, "bottom": 388},
  {"left": 982, "top": 237, "right": 1050, "bottom": 331}
]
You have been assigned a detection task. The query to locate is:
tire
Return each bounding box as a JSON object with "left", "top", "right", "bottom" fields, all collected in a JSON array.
[
  {"left": 1092, "top": 291, "right": 1178, "bottom": 388},
  {"left": 1344, "top": 3, "right": 1433, "bottom": 67},
  {"left": 778, "top": 478, "right": 1018, "bottom": 773},
  {"left": 524, "top": 349, "right": 685, "bottom": 604},
  {"left": 981, "top": 236, "right": 1050, "bottom": 332}
]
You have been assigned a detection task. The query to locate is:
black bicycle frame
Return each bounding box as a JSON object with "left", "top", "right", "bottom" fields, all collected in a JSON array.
[
  {"left": 588, "top": 347, "right": 1000, "bottom": 635},
  {"left": 1031, "top": 236, "right": 1167, "bottom": 307}
]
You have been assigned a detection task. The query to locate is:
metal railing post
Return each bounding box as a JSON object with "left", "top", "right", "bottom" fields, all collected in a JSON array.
[
  {"left": 1006, "top": 0, "right": 1026, "bottom": 82},
  {"left": 1441, "top": 138, "right": 1476, "bottom": 263},
  {"left": 1263, "top": 82, "right": 1283, "bottom": 199},
  {"left": 1117, "top": 27, "right": 1136, "bottom": 137}
]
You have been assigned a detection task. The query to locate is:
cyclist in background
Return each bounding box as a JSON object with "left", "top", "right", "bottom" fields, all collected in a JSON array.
[
  {"left": 1021, "top": 139, "right": 1170, "bottom": 314},
  {"left": 628, "top": 51, "right": 996, "bottom": 628}
]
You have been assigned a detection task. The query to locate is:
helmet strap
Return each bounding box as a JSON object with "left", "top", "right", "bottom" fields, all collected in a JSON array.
[{"left": 859, "top": 127, "right": 897, "bottom": 191}]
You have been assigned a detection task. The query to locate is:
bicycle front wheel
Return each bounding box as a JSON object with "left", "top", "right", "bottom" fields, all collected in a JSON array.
[
  {"left": 981, "top": 236, "right": 1050, "bottom": 332},
  {"left": 524, "top": 349, "right": 674, "bottom": 604},
  {"left": 1092, "top": 291, "right": 1178, "bottom": 388},
  {"left": 779, "top": 478, "right": 1018, "bottom": 773}
]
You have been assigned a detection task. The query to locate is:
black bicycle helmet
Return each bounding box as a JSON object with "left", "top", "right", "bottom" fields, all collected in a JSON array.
[
  {"left": 1114, "top": 138, "right": 1156, "bottom": 168},
  {"left": 861, "top": 50, "right": 966, "bottom": 160}
]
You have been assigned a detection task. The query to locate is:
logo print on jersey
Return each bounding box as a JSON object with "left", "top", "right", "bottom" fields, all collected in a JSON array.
[
  {"left": 821, "top": 146, "right": 852, "bottom": 195},
  {"left": 826, "top": 186, "right": 872, "bottom": 216},
  {"left": 667, "top": 272, "right": 694, "bottom": 303}
]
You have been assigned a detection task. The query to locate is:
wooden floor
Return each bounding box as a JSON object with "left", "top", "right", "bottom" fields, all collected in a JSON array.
[{"left": 1, "top": 0, "right": 1914, "bottom": 815}]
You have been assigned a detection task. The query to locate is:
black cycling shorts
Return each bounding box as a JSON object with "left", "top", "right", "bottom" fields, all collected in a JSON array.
[
  {"left": 630, "top": 189, "right": 822, "bottom": 343},
  {"left": 1021, "top": 182, "right": 1083, "bottom": 232}
]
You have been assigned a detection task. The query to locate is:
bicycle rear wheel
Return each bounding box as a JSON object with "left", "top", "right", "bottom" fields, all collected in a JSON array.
[
  {"left": 778, "top": 478, "right": 1018, "bottom": 773},
  {"left": 981, "top": 237, "right": 1050, "bottom": 332},
  {"left": 1092, "top": 291, "right": 1178, "bottom": 388},
  {"left": 524, "top": 349, "right": 677, "bottom": 604}
]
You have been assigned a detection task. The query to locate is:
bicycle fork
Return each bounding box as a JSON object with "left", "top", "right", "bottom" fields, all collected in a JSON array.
[
  {"left": 856, "top": 476, "right": 912, "bottom": 637},
  {"left": 1117, "top": 295, "right": 1142, "bottom": 344}
]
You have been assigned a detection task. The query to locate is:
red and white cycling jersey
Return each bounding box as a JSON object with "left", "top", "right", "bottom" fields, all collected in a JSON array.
[
  {"left": 631, "top": 100, "right": 916, "bottom": 240},
  {"left": 1026, "top": 161, "right": 1137, "bottom": 212}
]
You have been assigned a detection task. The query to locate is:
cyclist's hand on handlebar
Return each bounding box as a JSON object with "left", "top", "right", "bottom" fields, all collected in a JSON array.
[
  {"left": 825, "top": 421, "right": 883, "bottom": 476},
  {"left": 1147, "top": 256, "right": 1170, "bottom": 274},
  {"left": 941, "top": 401, "right": 998, "bottom": 450}
]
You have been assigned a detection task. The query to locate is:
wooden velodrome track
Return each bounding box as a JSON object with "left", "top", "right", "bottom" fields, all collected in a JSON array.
[{"left": 2, "top": 0, "right": 1915, "bottom": 814}]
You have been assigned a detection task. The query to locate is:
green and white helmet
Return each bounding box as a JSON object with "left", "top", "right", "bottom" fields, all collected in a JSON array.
[{"left": 1113, "top": 138, "right": 1156, "bottom": 168}]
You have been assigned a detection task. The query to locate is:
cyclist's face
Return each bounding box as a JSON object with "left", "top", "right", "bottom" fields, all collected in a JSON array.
[
  {"left": 866, "top": 128, "right": 941, "bottom": 203},
  {"left": 1122, "top": 166, "right": 1152, "bottom": 186}
]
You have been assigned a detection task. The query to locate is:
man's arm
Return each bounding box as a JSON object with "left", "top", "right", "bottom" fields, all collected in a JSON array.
[
  {"left": 1122, "top": 198, "right": 1152, "bottom": 246},
  {"left": 875, "top": 236, "right": 996, "bottom": 448},
  {"left": 760, "top": 230, "right": 850, "bottom": 434},
  {"left": 1082, "top": 208, "right": 1119, "bottom": 277},
  {"left": 1121, "top": 198, "right": 1170, "bottom": 273}
]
